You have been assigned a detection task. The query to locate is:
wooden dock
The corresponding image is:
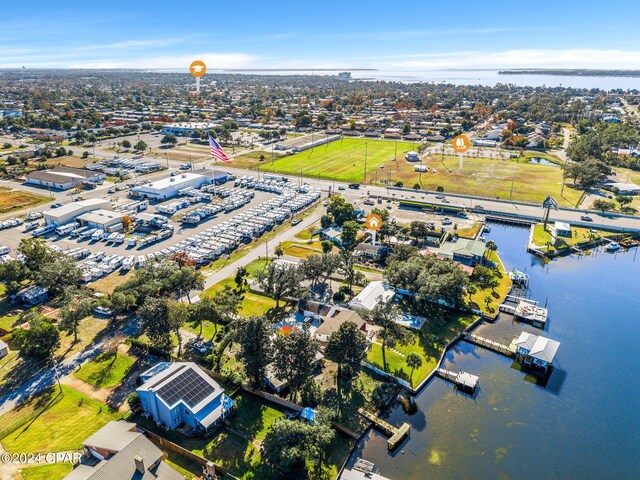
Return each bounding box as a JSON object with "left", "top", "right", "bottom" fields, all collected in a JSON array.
[
  {"left": 464, "top": 333, "right": 516, "bottom": 358},
  {"left": 357, "top": 408, "right": 410, "bottom": 451},
  {"left": 436, "top": 368, "right": 479, "bottom": 393}
]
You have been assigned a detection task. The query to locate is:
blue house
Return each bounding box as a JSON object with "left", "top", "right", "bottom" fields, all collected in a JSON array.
[{"left": 137, "top": 362, "right": 235, "bottom": 433}]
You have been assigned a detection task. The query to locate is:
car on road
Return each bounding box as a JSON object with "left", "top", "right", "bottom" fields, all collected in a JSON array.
[
  {"left": 338, "top": 185, "right": 346, "bottom": 190},
  {"left": 171, "top": 171, "right": 178, "bottom": 176},
  {"left": 107, "top": 188, "right": 115, "bottom": 194},
  {"left": 51, "top": 203, "right": 63, "bottom": 208},
  {"left": 442, "top": 217, "right": 452, "bottom": 225},
  {"left": 581, "top": 215, "right": 593, "bottom": 221},
  {"left": 436, "top": 194, "right": 445, "bottom": 200},
  {"left": 474, "top": 205, "right": 485, "bottom": 210},
  {"left": 291, "top": 218, "right": 301, "bottom": 226}
]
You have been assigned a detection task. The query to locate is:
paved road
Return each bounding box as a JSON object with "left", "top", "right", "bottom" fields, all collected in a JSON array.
[
  {"left": 0, "top": 319, "right": 140, "bottom": 416},
  {"left": 199, "top": 208, "right": 325, "bottom": 290}
]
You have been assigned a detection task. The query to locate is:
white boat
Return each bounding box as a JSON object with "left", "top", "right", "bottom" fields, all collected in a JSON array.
[{"left": 605, "top": 241, "right": 620, "bottom": 252}]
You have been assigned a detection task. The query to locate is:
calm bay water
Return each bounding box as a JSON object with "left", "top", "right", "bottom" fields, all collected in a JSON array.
[
  {"left": 350, "top": 224, "right": 640, "bottom": 480},
  {"left": 354, "top": 70, "right": 640, "bottom": 90}
]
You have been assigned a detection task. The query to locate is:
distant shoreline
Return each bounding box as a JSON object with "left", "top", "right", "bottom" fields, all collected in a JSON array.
[{"left": 498, "top": 69, "right": 640, "bottom": 78}]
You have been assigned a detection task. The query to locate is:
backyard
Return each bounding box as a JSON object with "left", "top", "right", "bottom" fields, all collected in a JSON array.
[{"left": 531, "top": 223, "right": 613, "bottom": 252}]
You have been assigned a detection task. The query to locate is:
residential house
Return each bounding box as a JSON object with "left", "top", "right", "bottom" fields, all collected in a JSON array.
[
  {"left": 0, "top": 339, "right": 8, "bottom": 359},
  {"left": 62, "top": 420, "right": 185, "bottom": 480},
  {"left": 348, "top": 281, "right": 395, "bottom": 312},
  {"left": 321, "top": 226, "right": 347, "bottom": 246},
  {"left": 553, "top": 221, "right": 571, "bottom": 237},
  {"left": 137, "top": 362, "right": 235, "bottom": 433},
  {"left": 438, "top": 238, "right": 487, "bottom": 266},
  {"left": 15, "top": 285, "right": 49, "bottom": 306},
  {"left": 314, "top": 309, "right": 367, "bottom": 343},
  {"left": 354, "top": 243, "right": 389, "bottom": 261}
]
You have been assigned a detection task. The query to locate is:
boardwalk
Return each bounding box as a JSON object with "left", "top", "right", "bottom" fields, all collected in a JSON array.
[
  {"left": 357, "top": 408, "right": 410, "bottom": 451},
  {"left": 464, "top": 333, "right": 516, "bottom": 358}
]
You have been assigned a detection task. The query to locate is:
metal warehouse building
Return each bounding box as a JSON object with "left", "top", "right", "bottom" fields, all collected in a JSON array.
[
  {"left": 131, "top": 173, "right": 210, "bottom": 200},
  {"left": 26, "top": 166, "right": 106, "bottom": 190},
  {"left": 76, "top": 209, "right": 125, "bottom": 232},
  {"left": 43, "top": 198, "right": 111, "bottom": 226}
]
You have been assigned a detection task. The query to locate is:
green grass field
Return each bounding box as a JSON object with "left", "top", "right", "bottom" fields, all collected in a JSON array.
[
  {"left": 531, "top": 223, "right": 611, "bottom": 252},
  {"left": 19, "top": 463, "right": 73, "bottom": 480},
  {"left": 0, "top": 385, "right": 121, "bottom": 454},
  {"left": 74, "top": 351, "right": 135, "bottom": 388},
  {"left": 233, "top": 138, "right": 579, "bottom": 205}
]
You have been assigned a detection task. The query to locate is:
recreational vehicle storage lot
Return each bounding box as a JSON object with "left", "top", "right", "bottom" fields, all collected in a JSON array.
[{"left": 0, "top": 176, "right": 321, "bottom": 290}]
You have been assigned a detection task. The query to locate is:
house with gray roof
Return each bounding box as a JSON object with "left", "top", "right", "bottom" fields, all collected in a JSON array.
[{"left": 63, "top": 421, "right": 184, "bottom": 480}]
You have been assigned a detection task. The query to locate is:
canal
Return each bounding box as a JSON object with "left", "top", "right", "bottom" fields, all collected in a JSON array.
[{"left": 350, "top": 224, "right": 640, "bottom": 479}]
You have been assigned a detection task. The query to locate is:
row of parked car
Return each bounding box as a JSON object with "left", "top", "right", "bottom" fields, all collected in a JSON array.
[{"left": 0, "top": 217, "right": 24, "bottom": 230}]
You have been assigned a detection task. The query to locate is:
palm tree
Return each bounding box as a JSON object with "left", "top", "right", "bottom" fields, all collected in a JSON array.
[{"left": 406, "top": 353, "right": 423, "bottom": 384}]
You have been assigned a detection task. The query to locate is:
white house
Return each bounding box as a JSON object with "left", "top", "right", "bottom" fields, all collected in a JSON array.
[
  {"left": 0, "top": 339, "right": 8, "bottom": 359},
  {"left": 348, "top": 281, "right": 395, "bottom": 312}
]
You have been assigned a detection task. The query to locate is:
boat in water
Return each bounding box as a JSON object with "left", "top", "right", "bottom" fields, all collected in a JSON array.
[
  {"left": 483, "top": 224, "right": 492, "bottom": 233},
  {"left": 605, "top": 241, "right": 621, "bottom": 252}
]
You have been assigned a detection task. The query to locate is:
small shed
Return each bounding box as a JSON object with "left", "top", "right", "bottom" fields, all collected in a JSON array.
[
  {"left": 554, "top": 221, "right": 571, "bottom": 237},
  {"left": 455, "top": 371, "right": 479, "bottom": 393},
  {"left": 0, "top": 339, "right": 8, "bottom": 359},
  {"left": 301, "top": 407, "right": 317, "bottom": 425}
]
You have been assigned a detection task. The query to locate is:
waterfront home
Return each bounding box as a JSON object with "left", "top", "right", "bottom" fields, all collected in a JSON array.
[
  {"left": 349, "top": 281, "right": 396, "bottom": 312},
  {"left": 438, "top": 238, "right": 487, "bottom": 266},
  {"left": 315, "top": 309, "right": 367, "bottom": 343},
  {"left": 137, "top": 362, "right": 235, "bottom": 433}
]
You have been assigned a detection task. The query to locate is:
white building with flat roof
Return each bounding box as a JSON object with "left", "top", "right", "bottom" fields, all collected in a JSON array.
[
  {"left": 76, "top": 209, "right": 126, "bottom": 232},
  {"left": 131, "top": 173, "right": 210, "bottom": 200},
  {"left": 43, "top": 198, "right": 111, "bottom": 226},
  {"left": 162, "top": 122, "right": 217, "bottom": 136}
]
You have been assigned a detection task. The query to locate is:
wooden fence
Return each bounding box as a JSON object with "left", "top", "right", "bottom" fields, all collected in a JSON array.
[{"left": 137, "top": 426, "right": 223, "bottom": 475}]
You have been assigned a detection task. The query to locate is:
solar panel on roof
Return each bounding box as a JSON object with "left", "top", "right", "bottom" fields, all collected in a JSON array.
[{"left": 156, "top": 368, "right": 215, "bottom": 408}]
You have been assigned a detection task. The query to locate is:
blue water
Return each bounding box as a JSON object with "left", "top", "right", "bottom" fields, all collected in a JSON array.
[{"left": 351, "top": 224, "right": 640, "bottom": 479}]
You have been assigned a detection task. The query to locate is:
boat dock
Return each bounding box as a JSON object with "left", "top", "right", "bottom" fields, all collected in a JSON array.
[
  {"left": 436, "top": 368, "right": 479, "bottom": 393},
  {"left": 357, "top": 408, "right": 410, "bottom": 451},
  {"left": 464, "top": 333, "right": 517, "bottom": 358}
]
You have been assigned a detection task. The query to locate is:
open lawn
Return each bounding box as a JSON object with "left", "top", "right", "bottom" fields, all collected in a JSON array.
[
  {"left": 233, "top": 138, "right": 580, "bottom": 205},
  {"left": 74, "top": 350, "right": 135, "bottom": 388},
  {"left": 468, "top": 250, "right": 512, "bottom": 314},
  {"left": 89, "top": 270, "right": 134, "bottom": 295},
  {"left": 280, "top": 240, "right": 326, "bottom": 258},
  {"left": 531, "top": 223, "right": 612, "bottom": 252},
  {"left": 227, "top": 392, "right": 284, "bottom": 442},
  {"left": 19, "top": 463, "right": 73, "bottom": 480},
  {"left": 455, "top": 221, "right": 483, "bottom": 239},
  {"left": 366, "top": 309, "right": 477, "bottom": 387},
  {"left": 0, "top": 385, "right": 121, "bottom": 454},
  {"left": 0, "top": 187, "right": 50, "bottom": 213}
]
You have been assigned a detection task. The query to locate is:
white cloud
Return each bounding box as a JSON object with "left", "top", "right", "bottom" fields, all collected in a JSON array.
[
  {"left": 75, "top": 38, "right": 186, "bottom": 50},
  {"left": 385, "top": 49, "right": 640, "bottom": 70},
  {"left": 68, "top": 52, "right": 256, "bottom": 70}
]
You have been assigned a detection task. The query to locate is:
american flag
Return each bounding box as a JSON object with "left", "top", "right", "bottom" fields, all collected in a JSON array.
[{"left": 209, "top": 134, "right": 231, "bottom": 163}]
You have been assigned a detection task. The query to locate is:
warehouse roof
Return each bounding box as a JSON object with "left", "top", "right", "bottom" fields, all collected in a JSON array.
[
  {"left": 43, "top": 198, "right": 110, "bottom": 218},
  {"left": 133, "top": 173, "right": 209, "bottom": 191},
  {"left": 27, "top": 166, "right": 100, "bottom": 183},
  {"left": 76, "top": 209, "right": 124, "bottom": 224}
]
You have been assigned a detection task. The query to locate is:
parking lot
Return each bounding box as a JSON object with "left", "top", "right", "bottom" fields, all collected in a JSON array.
[{"left": 0, "top": 175, "right": 321, "bottom": 284}]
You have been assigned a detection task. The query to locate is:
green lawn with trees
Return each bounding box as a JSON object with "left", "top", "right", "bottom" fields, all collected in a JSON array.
[
  {"left": 0, "top": 386, "right": 121, "bottom": 454},
  {"left": 74, "top": 351, "right": 135, "bottom": 388}
]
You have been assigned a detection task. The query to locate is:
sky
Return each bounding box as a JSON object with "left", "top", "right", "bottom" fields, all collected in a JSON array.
[{"left": 3, "top": 0, "right": 640, "bottom": 71}]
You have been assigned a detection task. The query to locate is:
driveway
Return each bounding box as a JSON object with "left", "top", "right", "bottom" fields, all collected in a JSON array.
[{"left": 0, "top": 318, "right": 140, "bottom": 416}]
